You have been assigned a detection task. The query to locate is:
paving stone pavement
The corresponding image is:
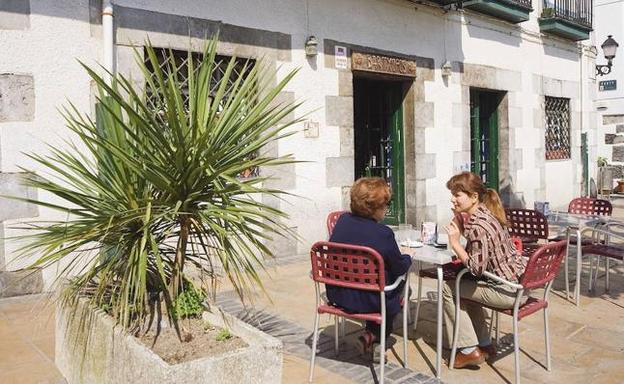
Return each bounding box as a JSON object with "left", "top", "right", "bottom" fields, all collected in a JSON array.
[
  {"left": 1, "top": 198, "right": 622, "bottom": 383},
  {"left": 215, "top": 292, "right": 442, "bottom": 384}
]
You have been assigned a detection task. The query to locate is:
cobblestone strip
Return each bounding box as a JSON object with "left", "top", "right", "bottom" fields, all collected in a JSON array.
[{"left": 215, "top": 294, "right": 441, "bottom": 384}]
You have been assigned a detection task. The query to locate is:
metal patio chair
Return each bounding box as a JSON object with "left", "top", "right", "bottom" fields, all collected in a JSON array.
[
  {"left": 581, "top": 222, "right": 624, "bottom": 293},
  {"left": 309, "top": 241, "right": 409, "bottom": 384},
  {"left": 326, "top": 210, "right": 347, "bottom": 237},
  {"left": 568, "top": 197, "right": 613, "bottom": 216},
  {"left": 506, "top": 208, "right": 549, "bottom": 257},
  {"left": 449, "top": 241, "right": 567, "bottom": 384},
  {"left": 554, "top": 197, "right": 613, "bottom": 300},
  {"left": 413, "top": 236, "right": 523, "bottom": 332}
]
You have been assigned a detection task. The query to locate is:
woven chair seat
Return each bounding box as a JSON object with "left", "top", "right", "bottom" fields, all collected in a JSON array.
[
  {"left": 582, "top": 244, "right": 624, "bottom": 261},
  {"left": 419, "top": 263, "right": 463, "bottom": 280},
  {"left": 549, "top": 235, "right": 593, "bottom": 246}
]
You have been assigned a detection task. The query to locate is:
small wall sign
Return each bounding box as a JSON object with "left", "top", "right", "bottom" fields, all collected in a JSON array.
[
  {"left": 599, "top": 80, "right": 617, "bottom": 91},
  {"left": 335, "top": 46, "right": 348, "bottom": 69}
]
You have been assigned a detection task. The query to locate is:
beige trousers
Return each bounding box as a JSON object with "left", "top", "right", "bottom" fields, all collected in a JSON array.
[{"left": 442, "top": 277, "right": 526, "bottom": 349}]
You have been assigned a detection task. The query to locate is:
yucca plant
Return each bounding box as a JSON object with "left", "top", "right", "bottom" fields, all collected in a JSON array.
[{"left": 14, "top": 38, "right": 302, "bottom": 339}]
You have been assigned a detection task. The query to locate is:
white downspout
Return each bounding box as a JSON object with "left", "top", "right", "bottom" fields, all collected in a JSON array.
[
  {"left": 102, "top": 0, "right": 114, "bottom": 85},
  {"left": 579, "top": 44, "right": 585, "bottom": 195}
]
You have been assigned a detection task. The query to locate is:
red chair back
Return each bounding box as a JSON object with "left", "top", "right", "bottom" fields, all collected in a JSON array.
[
  {"left": 310, "top": 241, "right": 385, "bottom": 292},
  {"left": 505, "top": 208, "right": 549, "bottom": 242},
  {"left": 520, "top": 240, "right": 567, "bottom": 290},
  {"left": 326, "top": 210, "right": 347, "bottom": 237},
  {"left": 511, "top": 236, "right": 523, "bottom": 254},
  {"left": 568, "top": 197, "right": 612, "bottom": 216}
]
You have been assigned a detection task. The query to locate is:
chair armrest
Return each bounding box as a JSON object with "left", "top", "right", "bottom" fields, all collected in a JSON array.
[
  {"left": 384, "top": 273, "right": 407, "bottom": 292},
  {"left": 482, "top": 271, "right": 523, "bottom": 290},
  {"left": 453, "top": 267, "right": 523, "bottom": 290},
  {"left": 601, "top": 222, "right": 624, "bottom": 236}
]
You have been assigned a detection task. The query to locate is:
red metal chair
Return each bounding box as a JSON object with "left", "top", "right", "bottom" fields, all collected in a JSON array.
[
  {"left": 555, "top": 198, "right": 613, "bottom": 301},
  {"left": 309, "top": 241, "right": 409, "bottom": 384},
  {"left": 449, "top": 241, "right": 567, "bottom": 384},
  {"left": 505, "top": 208, "right": 548, "bottom": 257},
  {"left": 326, "top": 210, "right": 347, "bottom": 238},
  {"left": 568, "top": 197, "right": 613, "bottom": 216},
  {"left": 413, "top": 236, "right": 523, "bottom": 332},
  {"left": 581, "top": 222, "right": 624, "bottom": 293}
]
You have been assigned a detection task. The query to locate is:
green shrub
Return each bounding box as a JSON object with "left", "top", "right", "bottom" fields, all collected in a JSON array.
[
  {"left": 15, "top": 36, "right": 302, "bottom": 339},
  {"left": 172, "top": 283, "right": 206, "bottom": 320},
  {"left": 215, "top": 328, "right": 232, "bottom": 342}
]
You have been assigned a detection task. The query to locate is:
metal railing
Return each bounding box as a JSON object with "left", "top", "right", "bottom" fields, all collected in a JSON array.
[
  {"left": 507, "top": 0, "right": 533, "bottom": 10},
  {"left": 543, "top": 0, "right": 593, "bottom": 28}
]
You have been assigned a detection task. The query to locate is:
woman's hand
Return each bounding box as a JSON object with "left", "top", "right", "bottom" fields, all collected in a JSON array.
[
  {"left": 444, "top": 220, "right": 469, "bottom": 264},
  {"left": 444, "top": 220, "right": 461, "bottom": 245}
]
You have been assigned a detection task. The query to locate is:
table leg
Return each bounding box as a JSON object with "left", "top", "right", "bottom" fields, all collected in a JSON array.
[
  {"left": 436, "top": 265, "right": 443, "bottom": 378},
  {"left": 564, "top": 229, "right": 570, "bottom": 299},
  {"left": 413, "top": 260, "right": 422, "bottom": 331},
  {"left": 576, "top": 228, "right": 582, "bottom": 307}
]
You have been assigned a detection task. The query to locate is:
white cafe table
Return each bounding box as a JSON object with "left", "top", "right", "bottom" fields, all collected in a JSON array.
[
  {"left": 546, "top": 211, "right": 612, "bottom": 306},
  {"left": 400, "top": 244, "right": 454, "bottom": 379}
]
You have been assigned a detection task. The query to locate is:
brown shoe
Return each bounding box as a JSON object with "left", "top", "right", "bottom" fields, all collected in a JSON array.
[
  {"left": 453, "top": 348, "right": 486, "bottom": 368},
  {"left": 479, "top": 344, "right": 497, "bottom": 360}
]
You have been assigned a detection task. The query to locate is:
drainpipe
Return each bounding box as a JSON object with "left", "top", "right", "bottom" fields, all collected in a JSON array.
[
  {"left": 102, "top": 0, "right": 114, "bottom": 85},
  {"left": 579, "top": 44, "right": 585, "bottom": 196}
]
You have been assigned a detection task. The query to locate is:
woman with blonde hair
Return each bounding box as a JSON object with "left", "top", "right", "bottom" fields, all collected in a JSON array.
[
  {"left": 442, "top": 172, "right": 526, "bottom": 368},
  {"left": 327, "top": 177, "right": 412, "bottom": 360}
]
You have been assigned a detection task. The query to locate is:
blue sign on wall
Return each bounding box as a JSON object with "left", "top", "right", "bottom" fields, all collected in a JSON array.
[{"left": 599, "top": 80, "right": 617, "bottom": 91}]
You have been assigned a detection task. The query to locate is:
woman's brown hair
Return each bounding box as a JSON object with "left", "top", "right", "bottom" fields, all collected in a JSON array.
[
  {"left": 350, "top": 177, "right": 391, "bottom": 219},
  {"left": 446, "top": 172, "right": 508, "bottom": 226}
]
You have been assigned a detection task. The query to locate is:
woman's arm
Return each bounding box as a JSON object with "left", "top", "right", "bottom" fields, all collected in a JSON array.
[
  {"left": 445, "top": 221, "right": 488, "bottom": 276},
  {"left": 384, "top": 230, "right": 412, "bottom": 277}
]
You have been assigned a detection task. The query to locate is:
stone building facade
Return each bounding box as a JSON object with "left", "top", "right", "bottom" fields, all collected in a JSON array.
[
  {"left": 594, "top": 0, "right": 624, "bottom": 189},
  {"left": 0, "top": 0, "right": 598, "bottom": 292}
]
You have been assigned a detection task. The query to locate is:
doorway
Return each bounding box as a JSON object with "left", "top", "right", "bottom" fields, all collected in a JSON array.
[
  {"left": 470, "top": 89, "right": 504, "bottom": 191},
  {"left": 354, "top": 76, "right": 407, "bottom": 225}
]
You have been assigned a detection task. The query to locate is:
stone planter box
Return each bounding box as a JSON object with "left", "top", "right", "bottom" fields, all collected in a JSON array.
[{"left": 55, "top": 299, "right": 282, "bottom": 384}]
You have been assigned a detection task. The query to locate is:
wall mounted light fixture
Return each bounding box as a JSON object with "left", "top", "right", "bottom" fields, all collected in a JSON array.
[
  {"left": 596, "top": 35, "right": 619, "bottom": 76},
  {"left": 441, "top": 61, "right": 452, "bottom": 77},
  {"left": 305, "top": 35, "right": 318, "bottom": 57}
]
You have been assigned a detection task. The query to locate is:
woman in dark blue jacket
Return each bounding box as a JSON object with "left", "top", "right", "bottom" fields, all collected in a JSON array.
[{"left": 327, "top": 177, "right": 412, "bottom": 354}]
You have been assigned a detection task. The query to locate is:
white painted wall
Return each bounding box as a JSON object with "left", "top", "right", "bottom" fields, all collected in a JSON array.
[
  {"left": 0, "top": 0, "right": 595, "bottom": 287},
  {"left": 0, "top": 0, "right": 101, "bottom": 287},
  {"left": 594, "top": 0, "right": 624, "bottom": 169}
]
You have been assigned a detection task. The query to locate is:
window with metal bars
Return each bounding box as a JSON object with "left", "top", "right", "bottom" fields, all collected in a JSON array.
[
  {"left": 545, "top": 96, "right": 571, "bottom": 160},
  {"left": 144, "top": 48, "right": 255, "bottom": 112},
  {"left": 144, "top": 48, "right": 259, "bottom": 178}
]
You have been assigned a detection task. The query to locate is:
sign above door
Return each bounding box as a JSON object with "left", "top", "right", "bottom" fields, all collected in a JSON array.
[{"left": 351, "top": 52, "right": 417, "bottom": 77}]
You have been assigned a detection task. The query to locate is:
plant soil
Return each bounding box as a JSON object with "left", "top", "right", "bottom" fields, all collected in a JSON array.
[{"left": 138, "top": 317, "right": 247, "bottom": 365}]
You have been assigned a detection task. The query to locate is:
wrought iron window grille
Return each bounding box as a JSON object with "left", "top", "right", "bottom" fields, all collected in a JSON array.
[
  {"left": 145, "top": 48, "right": 259, "bottom": 179},
  {"left": 545, "top": 96, "right": 571, "bottom": 160}
]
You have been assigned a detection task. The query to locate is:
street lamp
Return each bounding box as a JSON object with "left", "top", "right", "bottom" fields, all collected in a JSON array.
[{"left": 596, "top": 35, "right": 619, "bottom": 76}]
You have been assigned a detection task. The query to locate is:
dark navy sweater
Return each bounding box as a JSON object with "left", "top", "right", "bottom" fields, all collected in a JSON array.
[{"left": 327, "top": 213, "right": 412, "bottom": 316}]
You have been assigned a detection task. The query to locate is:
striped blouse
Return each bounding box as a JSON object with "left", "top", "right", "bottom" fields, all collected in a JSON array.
[{"left": 462, "top": 204, "right": 526, "bottom": 283}]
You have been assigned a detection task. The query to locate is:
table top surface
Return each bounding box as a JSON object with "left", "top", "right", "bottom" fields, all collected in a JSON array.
[
  {"left": 399, "top": 244, "right": 454, "bottom": 265},
  {"left": 547, "top": 211, "right": 615, "bottom": 227}
]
